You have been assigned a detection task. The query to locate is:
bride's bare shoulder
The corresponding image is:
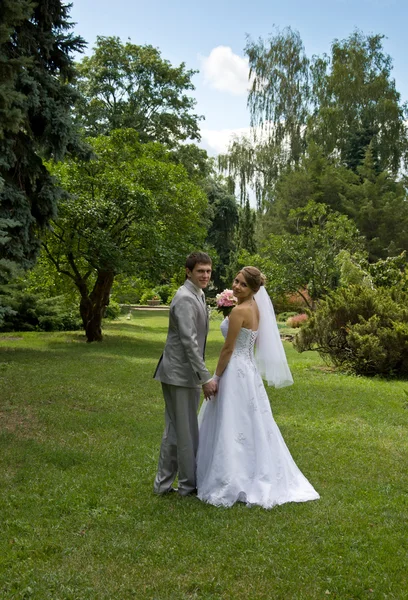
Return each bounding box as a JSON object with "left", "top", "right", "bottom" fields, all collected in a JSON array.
[{"left": 233, "top": 302, "right": 258, "bottom": 328}]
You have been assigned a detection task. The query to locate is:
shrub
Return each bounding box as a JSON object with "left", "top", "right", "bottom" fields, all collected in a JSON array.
[
  {"left": 111, "top": 276, "right": 147, "bottom": 304},
  {"left": 154, "top": 284, "right": 174, "bottom": 304},
  {"left": 139, "top": 290, "right": 157, "bottom": 305},
  {"left": 277, "top": 311, "right": 298, "bottom": 322},
  {"left": 104, "top": 300, "right": 121, "bottom": 320},
  {"left": 287, "top": 313, "right": 308, "bottom": 328},
  {"left": 294, "top": 285, "right": 408, "bottom": 377},
  {"left": 139, "top": 284, "right": 179, "bottom": 305},
  {"left": 0, "top": 284, "right": 82, "bottom": 332}
]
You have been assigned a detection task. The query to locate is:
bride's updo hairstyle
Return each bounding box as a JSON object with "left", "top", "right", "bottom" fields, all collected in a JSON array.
[{"left": 240, "top": 266, "right": 266, "bottom": 293}]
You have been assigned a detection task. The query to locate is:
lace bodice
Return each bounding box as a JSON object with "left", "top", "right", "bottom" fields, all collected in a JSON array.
[{"left": 220, "top": 317, "right": 258, "bottom": 360}]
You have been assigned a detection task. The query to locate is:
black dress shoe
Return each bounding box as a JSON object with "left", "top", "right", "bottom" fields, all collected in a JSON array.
[
  {"left": 154, "top": 486, "right": 178, "bottom": 495},
  {"left": 179, "top": 488, "right": 197, "bottom": 497}
]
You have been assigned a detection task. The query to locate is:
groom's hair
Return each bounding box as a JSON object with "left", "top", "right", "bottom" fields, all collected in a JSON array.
[{"left": 185, "top": 252, "right": 212, "bottom": 273}]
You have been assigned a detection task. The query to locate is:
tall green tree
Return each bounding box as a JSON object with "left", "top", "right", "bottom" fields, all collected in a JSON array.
[
  {"left": 221, "top": 29, "right": 408, "bottom": 208},
  {"left": 246, "top": 27, "right": 311, "bottom": 166},
  {"left": 205, "top": 179, "right": 239, "bottom": 290},
  {"left": 350, "top": 146, "right": 408, "bottom": 260},
  {"left": 0, "top": 0, "right": 86, "bottom": 282},
  {"left": 44, "top": 129, "right": 208, "bottom": 342},
  {"left": 237, "top": 198, "right": 257, "bottom": 255},
  {"left": 264, "top": 144, "right": 408, "bottom": 261},
  {"left": 76, "top": 36, "right": 202, "bottom": 145},
  {"left": 235, "top": 201, "right": 364, "bottom": 308},
  {"left": 310, "top": 31, "right": 408, "bottom": 175}
]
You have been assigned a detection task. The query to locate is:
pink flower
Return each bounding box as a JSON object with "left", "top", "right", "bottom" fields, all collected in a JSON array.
[{"left": 216, "top": 289, "right": 237, "bottom": 309}]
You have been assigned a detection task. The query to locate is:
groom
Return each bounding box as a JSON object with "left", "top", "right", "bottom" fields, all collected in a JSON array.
[{"left": 153, "top": 251, "right": 217, "bottom": 496}]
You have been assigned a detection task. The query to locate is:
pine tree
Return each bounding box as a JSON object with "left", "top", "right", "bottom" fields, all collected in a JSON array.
[
  {"left": 238, "top": 198, "right": 257, "bottom": 255},
  {"left": 205, "top": 179, "right": 239, "bottom": 290},
  {"left": 0, "top": 0, "right": 86, "bottom": 282}
]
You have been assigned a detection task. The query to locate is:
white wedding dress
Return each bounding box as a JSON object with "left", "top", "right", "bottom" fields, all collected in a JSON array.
[{"left": 197, "top": 318, "right": 320, "bottom": 508}]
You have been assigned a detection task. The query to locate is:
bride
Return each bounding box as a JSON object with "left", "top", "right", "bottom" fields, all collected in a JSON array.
[{"left": 197, "top": 266, "right": 320, "bottom": 509}]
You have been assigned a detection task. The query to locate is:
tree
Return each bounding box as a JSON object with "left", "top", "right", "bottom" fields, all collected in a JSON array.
[
  {"left": 170, "top": 144, "right": 212, "bottom": 182},
  {"left": 204, "top": 179, "right": 239, "bottom": 290},
  {"left": 0, "top": 0, "right": 86, "bottom": 282},
  {"left": 43, "top": 129, "right": 208, "bottom": 342},
  {"left": 237, "top": 202, "right": 364, "bottom": 308},
  {"left": 237, "top": 198, "right": 257, "bottom": 255},
  {"left": 246, "top": 27, "right": 311, "bottom": 166},
  {"left": 220, "top": 29, "right": 408, "bottom": 206},
  {"left": 76, "top": 36, "right": 202, "bottom": 145},
  {"left": 310, "top": 31, "right": 408, "bottom": 175},
  {"left": 262, "top": 143, "right": 358, "bottom": 233},
  {"left": 348, "top": 146, "right": 408, "bottom": 261},
  {"left": 262, "top": 143, "right": 408, "bottom": 262}
]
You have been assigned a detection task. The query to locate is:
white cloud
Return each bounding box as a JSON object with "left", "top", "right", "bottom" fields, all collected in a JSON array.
[
  {"left": 200, "top": 126, "right": 251, "bottom": 155},
  {"left": 200, "top": 46, "right": 250, "bottom": 96},
  {"left": 200, "top": 124, "right": 271, "bottom": 155}
]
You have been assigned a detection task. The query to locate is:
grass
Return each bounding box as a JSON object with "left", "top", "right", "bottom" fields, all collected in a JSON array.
[{"left": 0, "top": 312, "right": 407, "bottom": 600}]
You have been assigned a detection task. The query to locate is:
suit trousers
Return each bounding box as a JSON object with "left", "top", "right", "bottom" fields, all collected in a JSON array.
[{"left": 154, "top": 383, "right": 200, "bottom": 495}]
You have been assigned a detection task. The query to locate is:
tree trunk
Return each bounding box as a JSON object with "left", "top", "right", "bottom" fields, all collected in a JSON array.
[{"left": 79, "top": 270, "right": 115, "bottom": 342}]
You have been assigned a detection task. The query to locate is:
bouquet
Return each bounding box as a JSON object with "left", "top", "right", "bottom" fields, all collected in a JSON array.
[{"left": 216, "top": 289, "right": 237, "bottom": 318}]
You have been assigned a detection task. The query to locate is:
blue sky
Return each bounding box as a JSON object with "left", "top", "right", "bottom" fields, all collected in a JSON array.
[{"left": 70, "top": 0, "right": 408, "bottom": 155}]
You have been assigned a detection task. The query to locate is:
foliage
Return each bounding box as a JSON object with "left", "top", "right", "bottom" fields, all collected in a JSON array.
[
  {"left": 204, "top": 178, "right": 239, "bottom": 290},
  {"left": 277, "top": 311, "right": 298, "bottom": 322},
  {"left": 336, "top": 249, "right": 407, "bottom": 289},
  {"left": 294, "top": 284, "right": 408, "bottom": 377},
  {"left": 153, "top": 284, "right": 175, "bottom": 305},
  {"left": 243, "top": 202, "right": 363, "bottom": 308},
  {"left": 76, "top": 36, "right": 202, "bottom": 145},
  {"left": 247, "top": 27, "right": 310, "bottom": 166},
  {"left": 103, "top": 300, "right": 121, "bottom": 320},
  {"left": 218, "top": 129, "right": 282, "bottom": 209},
  {"left": 368, "top": 252, "right": 408, "bottom": 289},
  {"left": 335, "top": 250, "right": 373, "bottom": 288},
  {"left": 237, "top": 198, "right": 257, "bottom": 254},
  {"left": 287, "top": 313, "right": 308, "bottom": 328},
  {"left": 349, "top": 147, "right": 408, "bottom": 260},
  {"left": 263, "top": 144, "right": 408, "bottom": 261},
  {"left": 0, "top": 282, "right": 82, "bottom": 332},
  {"left": 170, "top": 144, "right": 213, "bottom": 182},
  {"left": 309, "top": 31, "right": 408, "bottom": 174},
  {"left": 44, "top": 129, "right": 208, "bottom": 341},
  {"left": 23, "top": 249, "right": 81, "bottom": 302},
  {"left": 221, "top": 29, "right": 408, "bottom": 215},
  {"left": 0, "top": 0, "right": 87, "bottom": 282},
  {"left": 139, "top": 290, "right": 160, "bottom": 305},
  {"left": 110, "top": 275, "right": 149, "bottom": 305},
  {"left": 264, "top": 143, "right": 358, "bottom": 231}
]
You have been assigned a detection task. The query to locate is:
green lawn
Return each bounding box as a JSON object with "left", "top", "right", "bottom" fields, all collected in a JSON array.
[{"left": 0, "top": 312, "right": 407, "bottom": 600}]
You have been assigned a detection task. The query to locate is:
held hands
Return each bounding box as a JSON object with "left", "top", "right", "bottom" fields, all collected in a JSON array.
[{"left": 202, "top": 378, "right": 218, "bottom": 401}]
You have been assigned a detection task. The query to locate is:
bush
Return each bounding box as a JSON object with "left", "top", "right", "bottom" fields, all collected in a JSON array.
[
  {"left": 294, "top": 285, "right": 408, "bottom": 377},
  {"left": 139, "top": 290, "right": 157, "bottom": 305},
  {"left": 104, "top": 300, "right": 121, "bottom": 320},
  {"left": 277, "top": 311, "right": 298, "bottom": 322},
  {"left": 154, "top": 284, "right": 174, "bottom": 304},
  {"left": 0, "top": 284, "right": 82, "bottom": 332},
  {"left": 287, "top": 313, "right": 308, "bottom": 328},
  {"left": 110, "top": 276, "right": 147, "bottom": 304}
]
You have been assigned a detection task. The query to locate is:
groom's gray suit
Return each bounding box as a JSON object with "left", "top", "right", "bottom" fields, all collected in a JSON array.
[{"left": 153, "top": 278, "right": 211, "bottom": 495}]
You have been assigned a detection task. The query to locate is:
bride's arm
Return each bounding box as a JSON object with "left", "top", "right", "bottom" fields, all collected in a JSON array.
[{"left": 215, "top": 308, "right": 244, "bottom": 378}]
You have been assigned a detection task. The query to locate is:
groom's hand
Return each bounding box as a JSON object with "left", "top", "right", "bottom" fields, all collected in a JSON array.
[{"left": 202, "top": 379, "right": 217, "bottom": 400}]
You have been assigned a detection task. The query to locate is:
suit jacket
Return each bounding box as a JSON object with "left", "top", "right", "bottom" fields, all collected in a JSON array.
[{"left": 154, "top": 279, "right": 211, "bottom": 388}]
